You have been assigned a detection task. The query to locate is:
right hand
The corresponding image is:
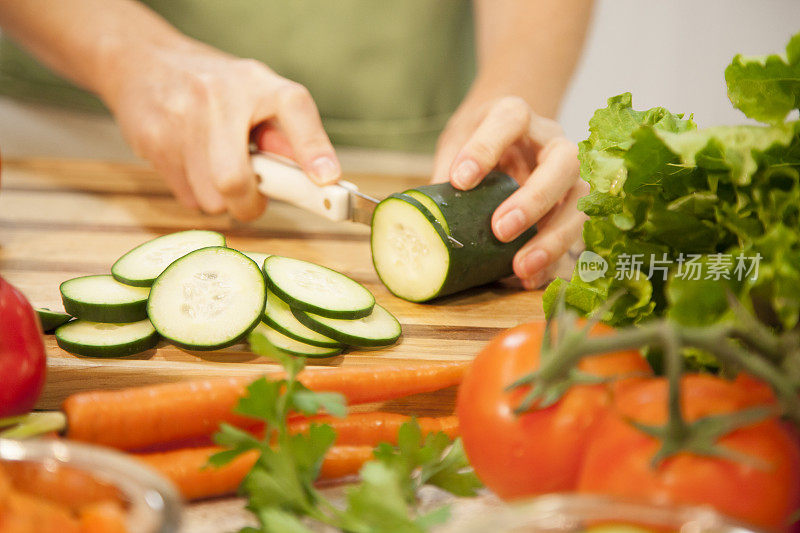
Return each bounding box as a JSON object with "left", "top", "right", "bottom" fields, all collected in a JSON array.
[{"left": 102, "top": 42, "right": 340, "bottom": 221}]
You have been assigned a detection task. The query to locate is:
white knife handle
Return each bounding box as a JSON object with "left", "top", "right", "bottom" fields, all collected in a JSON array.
[{"left": 251, "top": 152, "right": 351, "bottom": 222}]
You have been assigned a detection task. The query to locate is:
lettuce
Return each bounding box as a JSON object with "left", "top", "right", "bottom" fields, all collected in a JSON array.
[
  {"left": 725, "top": 33, "right": 800, "bottom": 124},
  {"left": 546, "top": 32, "right": 800, "bottom": 330}
]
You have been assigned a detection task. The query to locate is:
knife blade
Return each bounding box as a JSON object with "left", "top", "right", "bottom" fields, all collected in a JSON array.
[{"left": 251, "top": 150, "right": 463, "bottom": 247}]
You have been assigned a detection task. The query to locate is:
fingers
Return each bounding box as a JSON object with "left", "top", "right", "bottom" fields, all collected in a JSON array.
[
  {"left": 448, "top": 96, "right": 531, "bottom": 190},
  {"left": 258, "top": 82, "right": 340, "bottom": 185},
  {"left": 185, "top": 114, "right": 266, "bottom": 221},
  {"left": 491, "top": 137, "right": 579, "bottom": 242},
  {"left": 252, "top": 122, "right": 295, "bottom": 160},
  {"left": 150, "top": 155, "right": 199, "bottom": 210},
  {"left": 513, "top": 180, "right": 589, "bottom": 288}
]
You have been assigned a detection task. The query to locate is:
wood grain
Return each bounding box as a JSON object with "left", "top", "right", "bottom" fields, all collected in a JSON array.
[{"left": 0, "top": 158, "right": 546, "bottom": 410}]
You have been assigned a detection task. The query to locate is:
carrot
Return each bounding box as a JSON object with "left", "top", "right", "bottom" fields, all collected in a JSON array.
[
  {"left": 2, "top": 461, "right": 124, "bottom": 511},
  {"left": 64, "top": 362, "right": 467, "bottom": 450},
  {"left": 0, "top": 490, "right": 82, "bottom": 533},
  {"left": 287, "top": 413, "right": 459, "bottom": 446},
  {"left": 318, "top": 446, "right": 374, "bottom": 480},
  {"left": 135, "top": 444, "right": 374, "bottom": 501},
  {"left": 78, "top": 501, "right": 129, "bottom": 533}
]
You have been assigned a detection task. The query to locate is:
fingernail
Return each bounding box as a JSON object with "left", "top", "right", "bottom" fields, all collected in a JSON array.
[
  {"left": 310, "top": 156, "right": 340, "bottom": 184},
  {"left": 518, "top": 249, "right": 548, "bottom": 279},
  {"left": 495, "top": 208, "right": 527, "bottom": 242},
  {"left": 451, "top": 159, "right": 480, "bottom": 189}
]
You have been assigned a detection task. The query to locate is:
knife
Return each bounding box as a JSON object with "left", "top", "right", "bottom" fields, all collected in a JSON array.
[{"left": 251, "top": 150, "right": 463, "bottom": 247}]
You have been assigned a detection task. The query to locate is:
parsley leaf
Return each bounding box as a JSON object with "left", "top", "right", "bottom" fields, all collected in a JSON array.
[{"left": 208, "top": 328, "right": 478, "bottom": 532}]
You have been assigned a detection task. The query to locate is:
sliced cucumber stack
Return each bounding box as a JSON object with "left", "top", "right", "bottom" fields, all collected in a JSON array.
[
  {"left": 60, "top": 275, "right": 150, "bottom": 323},
  {"left": 55, "top": 319, "right": 159, "bottom": 357},
  {"left": 263, "top": 289, "right": 341, "bottom": 348},
  {"left": 148, "top": 247, "right": 266, "bottom": 350},
  {"left": 263, "top": 256, "right": 374, "bottom": 319},
  {"left": 239, "top": 251, "right": 271, "bottom": 269},
  {"left": 292, "top": 303, "right": 401, "bottom": 348},
  {"left": 112, "top": 230, "right": 225, "bottom": 287},
  {"left": 252, "top": 322, "right": 342, "bottom": 358},
  {"left": 372, "top": 172, "right": 537, "bottom": 302},
  {"left": 36, "top": 308, "right": 72, "bottom": 332}
]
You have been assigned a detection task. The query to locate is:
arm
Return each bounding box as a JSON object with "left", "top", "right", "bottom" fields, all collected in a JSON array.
[
  {"left": 0, "top": 0, "right": 341, "bottom": 220},
  {"left": 433, "top": 0, "right": 593, "bottom": 288},
  {"left": 471, "top": 0, "right": 592, "bottom": 118}
]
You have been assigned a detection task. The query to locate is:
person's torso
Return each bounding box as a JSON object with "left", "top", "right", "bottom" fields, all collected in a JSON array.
[{"left": 0, "top": 0, "right": 475, "bottom": 152}]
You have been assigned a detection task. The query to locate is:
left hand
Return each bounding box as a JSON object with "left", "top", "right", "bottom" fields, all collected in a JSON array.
[{"left": 433, "top": 96, "right": 587, "bottom": 289}]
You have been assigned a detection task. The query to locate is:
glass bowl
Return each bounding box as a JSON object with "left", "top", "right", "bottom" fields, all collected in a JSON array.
[
  {"left": 0, "top": 437, "right": 182, "bottom": 532},
  {"left": 452, "top": 493, "right": 762, "bottom": 533}
]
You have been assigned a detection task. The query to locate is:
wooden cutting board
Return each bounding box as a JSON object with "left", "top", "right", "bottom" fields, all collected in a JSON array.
[{"left": 0, "top": 158, "right": 546, "bottom": 410}]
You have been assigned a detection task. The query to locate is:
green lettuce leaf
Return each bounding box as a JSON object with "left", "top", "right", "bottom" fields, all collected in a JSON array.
[{"left": 725, "top": 32, "right": 800, "bottom": 124}]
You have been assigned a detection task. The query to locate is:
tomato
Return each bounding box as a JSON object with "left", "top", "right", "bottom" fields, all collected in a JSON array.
[
  {"left": 456, "top": 321, "right": 652, "bottom": 499},
  {"left": 0, "top": 275, "right": 47, "bottom": 418},
  {"left": 578, "top": 374, "right": 800, "bottom": 532}
]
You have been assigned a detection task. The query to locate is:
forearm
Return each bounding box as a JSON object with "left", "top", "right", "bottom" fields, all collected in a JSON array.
[
  {"left": 471, "top": 0, "right": 594, "bottom": 118},
  {"left": 0, "top": 0, "right": 195, "bottom": 103}
]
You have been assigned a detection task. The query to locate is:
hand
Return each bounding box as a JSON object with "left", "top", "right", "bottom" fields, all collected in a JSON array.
[
  {"left": 433, "top": 96, "right": 586, "bottom": 289},
  {"left": 102, "top": 42, "right": 340, "bottom": 221}
]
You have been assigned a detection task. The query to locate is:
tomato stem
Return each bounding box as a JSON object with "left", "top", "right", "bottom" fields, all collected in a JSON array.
[{"left": 514, "top": 299, "right": 800, "bottom": 463}]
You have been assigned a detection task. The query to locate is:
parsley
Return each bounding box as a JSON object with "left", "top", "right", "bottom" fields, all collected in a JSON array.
[{"left": 209, "top": 333, "right": 481, "bottom": 533}]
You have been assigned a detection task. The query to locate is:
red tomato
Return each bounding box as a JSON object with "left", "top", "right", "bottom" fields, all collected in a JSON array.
[
  {"left": 456, "top": 321, "right": 652, "bottom": 499},
  {"left": 578, "top": 374, "right": 800, "bottom": 532},
  {"left": 0, "top": 275, "right": 47, "bottom": 417}
]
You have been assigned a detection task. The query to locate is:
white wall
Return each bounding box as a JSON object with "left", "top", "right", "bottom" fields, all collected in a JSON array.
[{"left": 559, "top": 0, "right": 800, "bottom": 141}]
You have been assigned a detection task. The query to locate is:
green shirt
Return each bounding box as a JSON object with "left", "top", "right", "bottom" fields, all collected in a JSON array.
[{"left": 0, "top": 1, "right": 475, "bottom": 152}]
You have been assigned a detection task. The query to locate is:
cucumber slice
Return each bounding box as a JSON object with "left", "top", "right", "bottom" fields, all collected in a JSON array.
[
  {"left": 251, "top": 322, "right": 342, "bottom": 358},
  {"left": 55, "top": 319, "right": 159, "bottom": 357},
  {"left": 263, "top": 289, "right": 341, "bottom": 348},
  {"left": 402, "top": 189, "right": 450, "bottom": 234},
  {"left": 263, "top": 256, "right": 374, "bottom": 319},
  {"left": 36, "top": 308, "right": 72, "bottom": 332},
  {"left": 239, "top": 251, "right": 272, "bottom": 269},
  {"left": 292, "top": 304, "right": 401, "bottom": 347},
  {"left": 60, "top": 275, "right": 150, "bottom": 323},
  {"left": 372, "top": 172, "right": 537, "bottom": 302},
  {"left": 147, "top": 247, "right": 266, "bottom": 350},
  {"left": 111, "top": 230, "right": 226, "bottom": 287}
]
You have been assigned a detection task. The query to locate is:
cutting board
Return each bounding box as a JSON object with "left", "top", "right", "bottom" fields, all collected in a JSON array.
[{"left": 0, "top": 158, "right": 546, "bottom": 410}]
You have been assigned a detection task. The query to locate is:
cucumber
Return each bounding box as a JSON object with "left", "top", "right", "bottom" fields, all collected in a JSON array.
[
  {"left": 251, "top": 322, "right": 343, "bottom": 358},
  {"left": 111, "top": 230, "right": 226, "bottom": 287},
  {"left": 55, "top": 319, "right": 159, "bottom": 357},
  {"left": 239, "top": 251, "right": 272, "bottom": 269},
  {"left": 263, "top": 256, "right": 374, "bottom": 319},
  {"left": 263, "top": 289, "right": 341, "bottom": 348},
  {"left": 402, "top": 189, "right": 450, "bottom": 234},
  {"left": 60, "top": 275, "right": 150, "bottom": 323},
  {"left": 147, "top": 247, "right": 266, "bottom": 350},
  {"left": 371, "top": 171, "right": 537, "bottom": 302},
  {"left": 292, "top": 304, "right": 401, "bottom": 348},
  {"left": 36, "top": 308, "right": 72, "bottom": 332}
]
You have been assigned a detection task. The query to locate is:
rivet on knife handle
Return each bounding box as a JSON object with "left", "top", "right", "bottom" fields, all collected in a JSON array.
[{"left": 251, "top": 152, "right": 352, "bottom": 222}]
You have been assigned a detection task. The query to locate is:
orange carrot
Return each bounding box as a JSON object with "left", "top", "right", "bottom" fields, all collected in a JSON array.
[
  {"left": 287, "top": 413, "right": 459, "bottom": 446},
  {"left": 135, "top": 444, "right": 374, "bottom": 501},
  {"left": 2, "top": 461, "right": 124, "bottom": 511},
  {"left": 0, "top": 490, "right": 82, "bottom": 533},
  {"left": 78, "top": 502, "right": 128, "bottom": 533},
  {"left": 64, "top": 362, "right": 467, "bottom": 450},
  {"left": 318, "top": 446, "right": 374, "bottom": 480}
]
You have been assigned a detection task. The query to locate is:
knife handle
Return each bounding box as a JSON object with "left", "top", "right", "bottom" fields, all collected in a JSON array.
[{"left": 251, "top": 152, "right": 352, "bottom": 222}]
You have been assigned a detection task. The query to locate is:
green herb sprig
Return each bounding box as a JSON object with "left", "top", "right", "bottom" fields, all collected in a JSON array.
[{"left": 210, "top": 332, "right": 480, "bottom": 533}]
